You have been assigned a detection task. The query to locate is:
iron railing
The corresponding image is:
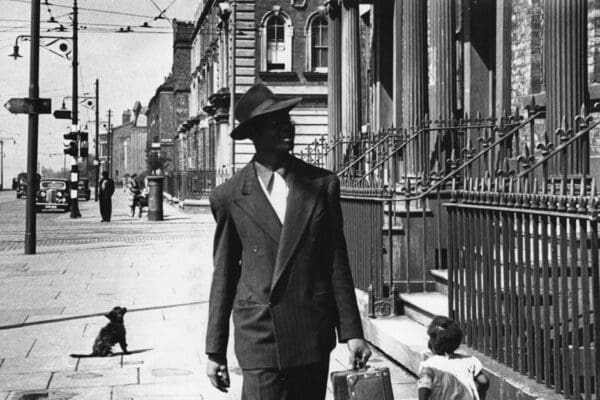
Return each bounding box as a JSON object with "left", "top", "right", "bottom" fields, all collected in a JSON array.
[
  {"left": 164, "top": 169, "right": 231, "bottom": 201},
  {"left": 445, "top": 176, "right": 599, "bottom": 400}
]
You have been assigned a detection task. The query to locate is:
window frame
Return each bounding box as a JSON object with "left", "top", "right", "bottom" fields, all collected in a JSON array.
[
  {"left": 259, "top": 11, "right": 294, "bottom": 72},
  {"left": 305, "top": 11, "right": 328, "bottom": 73}
]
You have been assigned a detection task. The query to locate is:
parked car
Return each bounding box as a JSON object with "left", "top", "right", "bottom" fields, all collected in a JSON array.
[
  {"left": 78, "top": 178, "right": 91, "bottom": 201},
  {"left": 16, "top": 172, "right": 40, "bottom": 199},
  {"left": 36, "top": 178, "right": 70, "bottom": 212}
]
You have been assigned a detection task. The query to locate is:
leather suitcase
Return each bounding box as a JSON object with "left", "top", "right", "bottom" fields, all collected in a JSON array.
[{"left": 330, "top": 366, "right": 394, "bottom": 400}]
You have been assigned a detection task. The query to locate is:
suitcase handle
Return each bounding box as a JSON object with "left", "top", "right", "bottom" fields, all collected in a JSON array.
[{"left": 352, "top": 361, "right": 369, "bottom": 371}]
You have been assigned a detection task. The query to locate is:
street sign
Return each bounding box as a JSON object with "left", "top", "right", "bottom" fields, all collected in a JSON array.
[
  {"left": 4, "top": 98, "right": 51, "bottom": 114},
  {"left": 53, "top": 109, "right": 72, "bottom": 119}
]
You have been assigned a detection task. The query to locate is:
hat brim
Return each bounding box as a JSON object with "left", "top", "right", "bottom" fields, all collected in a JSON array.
[{"left": 230, "top": 97, "right": 302, "bottom": 140}]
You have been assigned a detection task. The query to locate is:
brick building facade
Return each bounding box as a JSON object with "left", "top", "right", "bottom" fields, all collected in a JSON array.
[
  {"left": 145, "top": 20, "right": 194, "bottom": 174},
  {"left": 110, "top": 102, "right": 148, "bottom": 181}
]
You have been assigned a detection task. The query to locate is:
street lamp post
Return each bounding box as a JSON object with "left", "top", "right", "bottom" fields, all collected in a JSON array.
[
  {"left": 24, "top": 0, "right": 41, "bottom": 254},
  {"left": 69, "top": 0, "right": 81, "bottom": 218}
]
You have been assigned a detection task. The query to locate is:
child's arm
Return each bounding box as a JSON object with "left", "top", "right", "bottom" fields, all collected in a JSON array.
[
  {"left": 417, "top": 365, "right": 433, "bottom": 400},
  {"left": 475, "top": 371, "right": 490, "bottom": 400}
]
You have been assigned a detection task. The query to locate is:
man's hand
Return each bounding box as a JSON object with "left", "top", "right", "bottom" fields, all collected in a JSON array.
[
  {"left": 207, "top": 354, "right": 230, "bottom": 392},
  {"left": 347, "top": 338, "right": 372, "bottom": 369}
]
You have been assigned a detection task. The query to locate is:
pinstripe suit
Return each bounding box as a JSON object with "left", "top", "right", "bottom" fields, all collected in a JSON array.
[{"left": 206, "top": 156, "right": 364, "bottom": 398}]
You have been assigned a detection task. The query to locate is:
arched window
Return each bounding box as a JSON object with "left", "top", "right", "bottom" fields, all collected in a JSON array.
[
  {"left": 305, "top": 13, "right": 328, "bottom": 72},
  {"left": 260, "top": 12, "right": 293, "bottom": 71},
  {"left": 310, "top": 16, "right": 328, "bottom": 72},
  {"left": 267, "top": 16, "right": 285, "bottom": 70}
]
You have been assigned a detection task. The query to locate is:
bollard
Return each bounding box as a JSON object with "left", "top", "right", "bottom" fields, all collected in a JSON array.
[{"left": 147, "top": 175, "right": 164, "bottom": 221}]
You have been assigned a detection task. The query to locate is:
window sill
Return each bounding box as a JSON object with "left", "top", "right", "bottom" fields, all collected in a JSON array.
[
  {"left": 258, "top": 71, "right": 300, "bottom": 82},
  {"left": 303, "top": 72, "right": 327, "bottom": 82}
]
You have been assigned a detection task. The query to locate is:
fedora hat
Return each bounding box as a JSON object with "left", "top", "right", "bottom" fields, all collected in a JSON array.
[{"left": 230, "top": 83, "right": 302, "bottom": 140}]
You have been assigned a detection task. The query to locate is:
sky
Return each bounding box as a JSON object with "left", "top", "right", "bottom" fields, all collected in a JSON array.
[{"left": 0, "top": 0, "right": 199, "bottom": 187}]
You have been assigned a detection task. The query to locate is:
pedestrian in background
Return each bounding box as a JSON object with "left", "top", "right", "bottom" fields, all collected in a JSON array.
[
  {"left": 98, "top": 171, "right": 115, "bottom": 222},
  {"left": 126, "top": 173, "right": 141, "bottom": 217},
  {"left": 205, "top": 83, "right": 371, "bottom": 400},
  {"left": 418, "top": 316, "right": 489, "bottom": 400},
  {"left": 122, "top": 173, "right": 130, "bottom": 192}
]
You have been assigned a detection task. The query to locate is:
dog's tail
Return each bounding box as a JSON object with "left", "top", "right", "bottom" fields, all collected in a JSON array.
[{"left": 69, "top": 353, "right": 96, "bottom": 358}]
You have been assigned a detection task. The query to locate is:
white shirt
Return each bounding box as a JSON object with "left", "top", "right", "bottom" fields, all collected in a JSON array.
[
  {"left": 418, "top": 353, "right": 483, "bottom": 400},
  {"left": 255, "top": 161, "right": 289, "bottom": 225}
]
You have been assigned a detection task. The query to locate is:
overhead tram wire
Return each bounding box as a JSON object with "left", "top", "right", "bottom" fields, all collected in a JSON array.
[{"left": 6, "top": 0, "right": 160, "bottom": 19}]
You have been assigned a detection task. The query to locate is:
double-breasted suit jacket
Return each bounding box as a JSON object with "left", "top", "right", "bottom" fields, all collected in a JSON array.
[{"left": 206, "top": 156, "right": 364, "bottom": 370}]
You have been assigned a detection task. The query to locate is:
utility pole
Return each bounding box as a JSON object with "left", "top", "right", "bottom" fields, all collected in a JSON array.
[
  {"left": 69, "top": 0, "right": 81, "bottom": 218},
  {"left": 107, "top": 109, "right": 112, "bottom": 177},
  {"left": 94, "top": 78, "right": 99, "bottom": 201},
  {"left": 24, "top": 0, "right": 41, "bottom": 254}
]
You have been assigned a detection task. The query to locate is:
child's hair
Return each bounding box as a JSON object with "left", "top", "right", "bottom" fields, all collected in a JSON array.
[{"left": 427, "top": 316, "right": 463, "bottom": 355}]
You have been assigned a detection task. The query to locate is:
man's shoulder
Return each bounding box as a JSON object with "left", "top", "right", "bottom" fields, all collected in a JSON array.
[
  {"left": 290, "top": 156, "right": 337, "bottom": 182},
  {"left": 210, "top": 167, "right": 247, "bottom": 204}
]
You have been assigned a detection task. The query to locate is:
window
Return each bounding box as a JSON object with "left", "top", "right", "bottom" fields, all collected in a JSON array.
[
  {"left": 267, "top": 16, "right": 286, "bottom": 70},
  {"left": 260, "top": 12, "right": 293, "bottom": 72},
  {"left": 310, "top": 16, "right": 327, "bottom": 72}
]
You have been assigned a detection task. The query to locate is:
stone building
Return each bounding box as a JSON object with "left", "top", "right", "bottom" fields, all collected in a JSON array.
[
  {"left": 145, "top": 20, "right": 194, "bottom": 174},
  {"left": 180, "top": 0, "right": 329, "bottom": 173},
  {"left": 110, "top": 102, "right": 148, "bottom": 181}
]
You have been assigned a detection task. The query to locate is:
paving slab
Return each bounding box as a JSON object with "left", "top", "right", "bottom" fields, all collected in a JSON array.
[
  {"left": 27, "top": 335, "right": 89, "bottom": 358},
  {"left": 0, "top": 356, "right": 77, "bottom": 373},
  {"left": 6, "top": 387, "right": 111, "bottom": 400},
  {"left": 0, "top": 311, "right": 28, "bottom": 327},
  {"left": 0, "top": 372, "right": 51, "bottom": 391},
  {"left": 0, "top": 337, "right": 37, "bottom": 358},
  {"left": 50, "top": 368, "right": 138, "bottom": 389},
  {"left": 76, "top": 356, "right": 123, "bottom": 371},
  {"left": 112, "top": 381, "right": 237, "bottom": 400}
]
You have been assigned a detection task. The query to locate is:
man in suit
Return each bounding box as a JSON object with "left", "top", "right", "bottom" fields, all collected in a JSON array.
[
  {"left": 206, "top": 83, "right": 371, "bottom": 400},
  {"left": 98, "top": 170, "right": 115, "bottom": 222}
]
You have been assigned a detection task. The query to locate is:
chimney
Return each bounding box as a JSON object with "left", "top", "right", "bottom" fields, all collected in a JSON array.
[{"left": 122, "top": 110, "right": 132, "bottom": 124}]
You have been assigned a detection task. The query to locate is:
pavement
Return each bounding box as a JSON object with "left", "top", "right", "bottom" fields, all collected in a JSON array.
[{"left": 0, "top": 189, "right": 417, "bottom": 399}]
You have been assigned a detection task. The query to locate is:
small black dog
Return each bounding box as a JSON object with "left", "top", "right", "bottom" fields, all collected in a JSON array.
[{"left": 71, "top": 306, "right": 128, "bottom": 357}]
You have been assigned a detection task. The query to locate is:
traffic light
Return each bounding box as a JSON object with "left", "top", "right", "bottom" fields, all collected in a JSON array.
[
  {"left": 79, "top": 131, "right": 89, "bottom": 157},
  {"left": 63, "top": 131, "right": 78, "bottom": 157}
]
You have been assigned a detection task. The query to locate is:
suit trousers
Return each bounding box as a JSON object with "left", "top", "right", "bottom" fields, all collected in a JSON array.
[
  {"left": 99, "top": 197, "right": 112, "bottom": 221},
  {"left": 241, "top": 359, "right": 330, "bottom": 400}
]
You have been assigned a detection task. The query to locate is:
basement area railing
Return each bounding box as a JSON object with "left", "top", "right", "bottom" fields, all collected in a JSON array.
[
  {"left": 445, "top": 175, "right": 599, "bottom": 400},
  {"left": 441, "top": 108, "right": 600, "bottom": 399}
]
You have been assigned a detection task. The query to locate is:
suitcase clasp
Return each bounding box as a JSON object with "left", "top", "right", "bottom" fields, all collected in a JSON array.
[{"left": 347, "top": 373, "right": 358, "bottom": 386}]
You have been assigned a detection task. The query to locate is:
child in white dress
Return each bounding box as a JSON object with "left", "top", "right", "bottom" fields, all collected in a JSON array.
[{"left": 417, "top": 316, "right": 489, "bottom": 400}]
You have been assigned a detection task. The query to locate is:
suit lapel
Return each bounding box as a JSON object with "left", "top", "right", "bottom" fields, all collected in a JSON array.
[
  {"left": 233, "top": 163, "right": 282, "bottom": 244},
  {"left": 271, "top": 159, "right": 320, "bottom": 293}
]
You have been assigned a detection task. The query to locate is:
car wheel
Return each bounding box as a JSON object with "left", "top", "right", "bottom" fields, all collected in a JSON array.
[{"left": 16, "top": 194, "right": 21, "bottom": 199}]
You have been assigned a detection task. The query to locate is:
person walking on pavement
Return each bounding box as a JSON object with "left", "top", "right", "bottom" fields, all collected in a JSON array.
[
  {"left": 98, "top": 171, "right": 115, "bottom": 222},
  {"left": 126, "top": 173, "right": 141, "bottom": 217},
  {"left": 205, "top": 83, "right": 371, "bottom": 400}
]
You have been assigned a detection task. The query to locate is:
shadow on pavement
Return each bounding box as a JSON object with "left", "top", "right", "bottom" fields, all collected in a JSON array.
[{"left": 0, "top": 300, "right": 208, "bottom": 330}]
